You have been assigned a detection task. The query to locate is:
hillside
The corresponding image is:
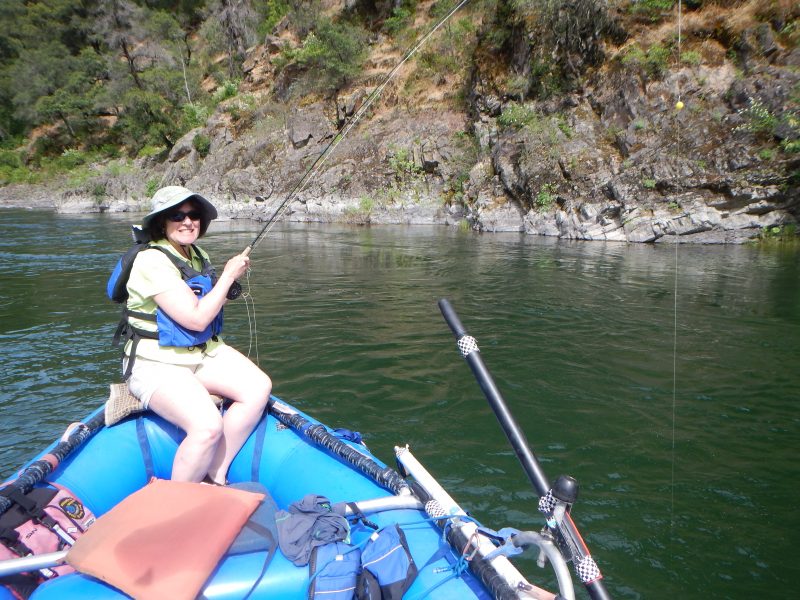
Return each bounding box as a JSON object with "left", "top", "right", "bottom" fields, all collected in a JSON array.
[{"left": 0, "top": 0, "right": 798, "bottom": 243}]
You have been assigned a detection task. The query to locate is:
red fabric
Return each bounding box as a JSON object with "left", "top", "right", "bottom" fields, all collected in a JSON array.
[{"left": 66, "top": 479, "right": 264, "bottom": 600}]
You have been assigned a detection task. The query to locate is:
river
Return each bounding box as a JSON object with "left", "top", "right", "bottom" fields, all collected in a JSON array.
[{"left": 1, "top": 208, "right": 798, "bottom": 599}]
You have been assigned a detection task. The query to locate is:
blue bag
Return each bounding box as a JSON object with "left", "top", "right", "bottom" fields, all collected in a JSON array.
[
  {"left": 356, "top": 525, "right": 418, "bottom": 600},
  {"left": 309, "top": 541, "right": 362, "bottom": 599}
]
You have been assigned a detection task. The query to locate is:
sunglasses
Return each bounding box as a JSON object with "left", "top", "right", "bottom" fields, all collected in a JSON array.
[{"left": 167, "top": 209, "right": 203, "bottom": 222}]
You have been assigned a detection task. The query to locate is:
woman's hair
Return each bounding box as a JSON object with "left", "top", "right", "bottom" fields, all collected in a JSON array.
[{"left": 145, "top": 198, "right": 211, "bottom": 241}]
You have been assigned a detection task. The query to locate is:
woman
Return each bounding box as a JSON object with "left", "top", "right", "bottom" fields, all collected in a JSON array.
[{"left": 118, "top": 185, "right": 271, "bottom": 484}]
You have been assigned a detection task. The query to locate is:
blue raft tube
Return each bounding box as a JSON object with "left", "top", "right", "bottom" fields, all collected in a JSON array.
[{"left": 0, "top": 396, "right": 574, "bottom": 600}]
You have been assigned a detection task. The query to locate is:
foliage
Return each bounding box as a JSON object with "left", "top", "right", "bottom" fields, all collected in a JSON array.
[
  {"left": 193, "top": 133, "right": 211, "bottom": 156},
  {"left": 535, "top": 182, "right": 557, "bottom": 209},
  {"left": 145, "top": 178, "right": 160, "bottom": 198},
  {"left": 735, "top": 97, "right": 799, "bottom": 153},
  {"left": 758, "top": 223, "right": 798, "bottom": 244},
  {"left": 498, "top": 104, "right": 540, "bottom": 130},
  {"left": 281, "top": 17, "right": 367, "bottom": 95},
  {"left": 182, "top": 104, "right": 210, "bottom": 130},
  {"left": 620, "top": 43, "right": 670, "bottom": 79},
  {"left": 257, "top": 0, "right": 291, "bottom": 38},
  {"left": 383, "top": 1, "right": 416, "bottom": 37},
  {"left": 388, "top": 145, "right": 421, "bottom": 181},
  {"left": 628, "top": 0, "right": 675, "bottom": 23},
  {"left": 213, "top": 80, "right": 240, "bottom": 104},
  {"left": 681, "top": 50, "right": 702, "bottom": 66}
]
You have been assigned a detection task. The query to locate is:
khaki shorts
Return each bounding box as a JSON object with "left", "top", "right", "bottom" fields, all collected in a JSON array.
[{"left": 124, "top": 355, "right": 205, "bottom": 409}]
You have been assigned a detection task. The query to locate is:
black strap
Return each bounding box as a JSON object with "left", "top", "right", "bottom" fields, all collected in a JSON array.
[
  {"left": 346, "top": 502, "right": 379, "bottom": 531},
  {"left": 0, "top": 525, "right": 33, "bottom": 558}
]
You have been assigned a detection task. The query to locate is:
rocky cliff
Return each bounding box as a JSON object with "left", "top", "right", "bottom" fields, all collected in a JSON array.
[{"left": 1, "top": 0, "right": 797, "bottom": 244}]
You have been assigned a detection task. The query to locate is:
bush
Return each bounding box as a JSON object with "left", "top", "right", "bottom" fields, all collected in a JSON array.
[
  {"left": 629, "top": 0, "right": 675, "bottom": 23},
  {"left": 192, "top": 133, "right": 211, "bottom": 157},
  {"left": 0, "top": 149, "right": 22, "bottom": 170},
  {"left": 621, "top": 43, "right": 670, "bottom": 79},
  {"left": 281, "top": 18, "right": 366, "bottom": 94},
  {"left": 213, "top": 80, "right": 240, "bottom": 104},
  {"left": 498, "top": 104, "right": 540, "bottom": 130},
  {"left": 182, "top": 104, "right": 210, "bottom": 130}
]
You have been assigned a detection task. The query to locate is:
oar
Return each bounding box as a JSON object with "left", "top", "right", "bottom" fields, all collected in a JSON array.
[{"left": 437, "top": 298, "right": 613, "bottom": 600}]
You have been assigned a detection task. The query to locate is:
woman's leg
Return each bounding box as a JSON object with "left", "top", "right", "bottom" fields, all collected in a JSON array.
[
  {"left": 145, "top": 368, "right": 225, "bottom": 482},
  {"left": 195, "top": 345, "right": 272, "bottom": 483}
]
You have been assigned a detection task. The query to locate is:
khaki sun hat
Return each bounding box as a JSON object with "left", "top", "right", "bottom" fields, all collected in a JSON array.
[{"left": 142, "top": 185, "right": 218, "bottom": 228}]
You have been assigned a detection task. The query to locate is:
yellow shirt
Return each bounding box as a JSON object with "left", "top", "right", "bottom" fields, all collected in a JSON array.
[{"left": 124, "top": 239, "right": 225, "bottom": 365}]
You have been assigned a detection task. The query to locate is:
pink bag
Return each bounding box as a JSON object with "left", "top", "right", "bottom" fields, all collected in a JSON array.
[{"left": 1, "top": 482, "right": 95, "bottom": 596}]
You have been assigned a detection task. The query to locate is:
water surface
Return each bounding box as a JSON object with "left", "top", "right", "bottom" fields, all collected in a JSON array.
[{"left": 1, "top": 209, "right": 798, "bottom": 598}]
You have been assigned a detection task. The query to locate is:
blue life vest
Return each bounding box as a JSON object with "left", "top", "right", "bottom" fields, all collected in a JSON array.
[{"left": 108, "top": 243, "right": 223, "bottom": 379}]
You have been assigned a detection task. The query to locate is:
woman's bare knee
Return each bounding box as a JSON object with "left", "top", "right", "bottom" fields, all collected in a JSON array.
[{"left": 185, "top": 412, "right": 224, "bottom": 446}]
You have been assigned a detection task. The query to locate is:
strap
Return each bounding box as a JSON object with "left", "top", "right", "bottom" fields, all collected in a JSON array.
[
  {"left": 474, "top": 526, "right": 524, "bottom": 561},
  {"left": 346, "top": 502, "right": 378, "bottom": 530},
  {"left": 240, "top": 528, "right": 277, "bottom": 600},
  {"left": 136, "top": 417, "right": 155, "bottom": 480},
  {"left": 250, "top": 412, "right": 268, "bottom": 482},
  {"left": 151, "top": 245, "right": 216, "bottom": 284},
  {"left": 0, "top": 525, "right": 33, "bottom": 558}
]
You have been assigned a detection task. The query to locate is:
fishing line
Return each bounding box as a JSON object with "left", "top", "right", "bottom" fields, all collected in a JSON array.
[
  {"left": 669, "top": 0, "right": 683, "bottom": 588},
  {"left": 243, "top": 0, "right": 473, "bottom": 257},
  {"left": 236, "top": 0, "right": 473, "bottom": 362}
]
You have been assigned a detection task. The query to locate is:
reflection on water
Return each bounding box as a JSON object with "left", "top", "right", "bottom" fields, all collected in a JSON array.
[{"left": 1, "top": 209, "right": 798, "bottom": 598}]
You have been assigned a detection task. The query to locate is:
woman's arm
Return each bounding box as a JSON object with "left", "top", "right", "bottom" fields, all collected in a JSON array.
[{"left": 153, "top": 252, "right": 250, "bottom": 331}]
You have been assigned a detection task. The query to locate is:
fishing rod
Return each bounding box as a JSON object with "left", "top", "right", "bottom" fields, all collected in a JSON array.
[
  {"left": 437, "top": 299, "right": 613, "bottom": 600},
  {"left": 241, "top": 0, "right": 473, "bottom": 257}
]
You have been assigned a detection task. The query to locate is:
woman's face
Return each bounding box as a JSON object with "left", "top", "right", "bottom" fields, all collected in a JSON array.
[{"left": 164, "top": 201, "right": 202, "bottom": 248}]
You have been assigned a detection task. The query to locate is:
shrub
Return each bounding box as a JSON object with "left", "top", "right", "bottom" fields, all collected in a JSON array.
[
  {"left": 213, "top": 80, "right": 240, "bottom": 104},
  {"left": 498, "top": 104, "right": 540, "bottom": 130},
  {"left": 192, "top": 133, "right": 211, "bottom": 157},
  {"left": 282, "top": 18, "right": 367, "bottom": 95},
  {"left": 145, "top": 179, "right": 160, "bottom": 198},
  {"left": 621, "top": 43, "right": 670, "bottom": 79},
  {"left": 536, "top": 183, "right": 557, "bottom": 209},
  {"left": 629, "top": 0, "right": 675, "bottom": 23},
  {"left": 182, "top": 104, "right": 210, "bottom": 130}
]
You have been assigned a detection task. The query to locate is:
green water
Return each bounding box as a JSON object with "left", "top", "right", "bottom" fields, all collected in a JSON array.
[{"left": 1, "top": 208, "right": 798, "bottom": 599}]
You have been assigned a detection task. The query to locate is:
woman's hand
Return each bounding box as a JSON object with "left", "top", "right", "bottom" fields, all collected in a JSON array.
[{"left": 221, "top": 253, "right": 250, "bottom": 283}]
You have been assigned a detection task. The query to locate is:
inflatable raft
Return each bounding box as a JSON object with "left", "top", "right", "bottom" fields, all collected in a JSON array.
[
  {"left": 1, "top": 300, "right": 610, "bottom": 600},
  {"left": 1, "top": 397, "right": 567, "bottom": 600}
]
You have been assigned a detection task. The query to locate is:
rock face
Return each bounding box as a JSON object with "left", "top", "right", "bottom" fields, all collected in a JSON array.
[{"left": 1, "top": 9, "right": 797, "bottom": 244}]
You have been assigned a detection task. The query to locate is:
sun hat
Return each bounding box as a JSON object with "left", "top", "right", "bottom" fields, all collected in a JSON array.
[{"left": 142, "top": 185, "right": 218, "bottom": 228}]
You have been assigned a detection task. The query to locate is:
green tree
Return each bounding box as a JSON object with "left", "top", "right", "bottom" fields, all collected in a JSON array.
[{"left": 286, "top": 17, "right": 367, "bottom": 95}]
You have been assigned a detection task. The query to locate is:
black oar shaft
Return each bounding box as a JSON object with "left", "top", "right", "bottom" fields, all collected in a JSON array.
[
  {"left": 438, "top": 299, "right": 613, "bottom": 600},
  {"left": 438, "top": 299, "right": 550, "bottom": 495}
]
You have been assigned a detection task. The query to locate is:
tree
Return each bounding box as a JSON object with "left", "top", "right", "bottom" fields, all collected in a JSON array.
[{"left": 203, "top": 0, "right": 258, "bottom": 79}]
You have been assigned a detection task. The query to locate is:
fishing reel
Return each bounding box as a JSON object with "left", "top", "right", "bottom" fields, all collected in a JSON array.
[{"left": 227, "top": 281, "right": 243, "bottom": 300}]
